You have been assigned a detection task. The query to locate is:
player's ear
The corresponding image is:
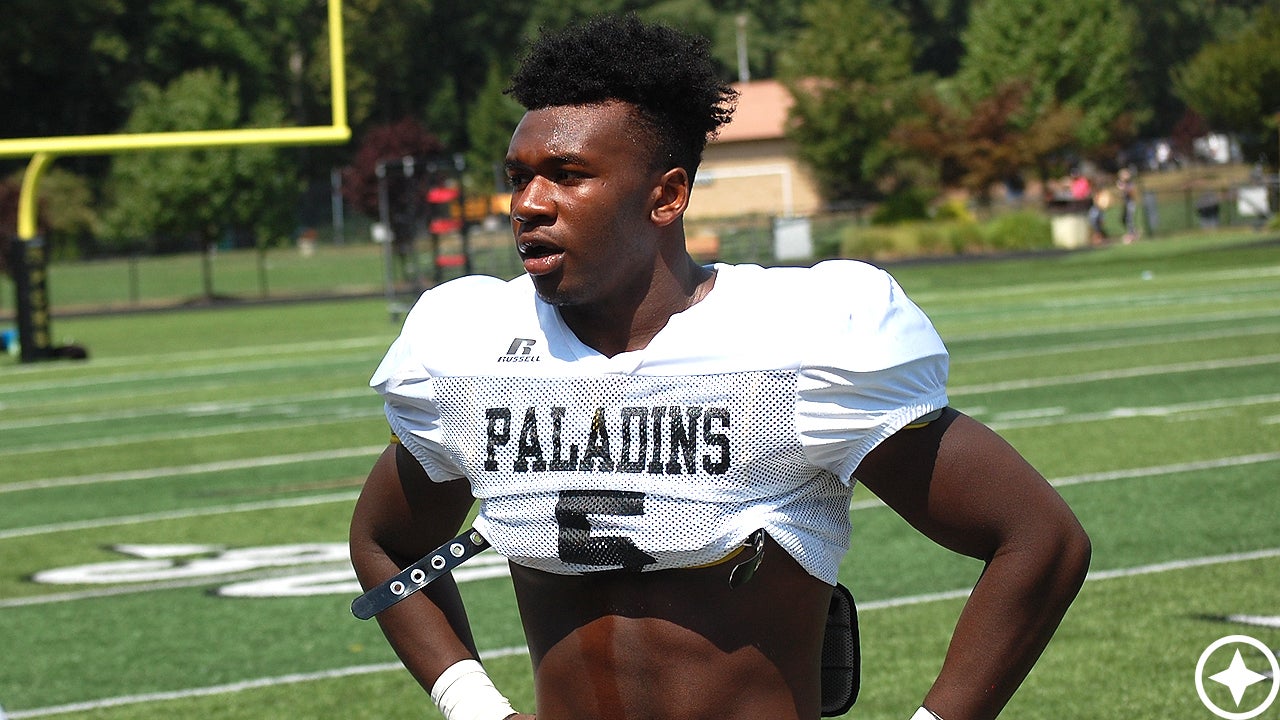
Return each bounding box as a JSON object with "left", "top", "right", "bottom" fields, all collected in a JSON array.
[{"left": 650, "top": 167, "right": 690, "bottom": 228}]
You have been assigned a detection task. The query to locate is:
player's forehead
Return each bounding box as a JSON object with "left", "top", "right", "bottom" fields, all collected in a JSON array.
[{"left": 505, "top": 101, "right": 647, "bottom": 168}]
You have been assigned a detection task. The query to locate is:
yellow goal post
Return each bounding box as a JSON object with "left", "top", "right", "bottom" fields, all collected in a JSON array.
[{"left": 1, "top": 0, "right": 351, "bottom": 361}]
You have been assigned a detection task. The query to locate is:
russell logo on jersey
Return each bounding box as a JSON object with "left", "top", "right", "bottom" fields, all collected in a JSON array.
[{"left": 498, "top": 337, "right": 541, "bottom": 363}]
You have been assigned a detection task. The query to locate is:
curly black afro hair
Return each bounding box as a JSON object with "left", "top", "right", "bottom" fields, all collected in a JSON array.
[{"left": 507, "top": 13, "right": 738, "bottom": 176}]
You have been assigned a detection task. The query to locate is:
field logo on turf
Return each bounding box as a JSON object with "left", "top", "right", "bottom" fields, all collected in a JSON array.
[
  {"left": 32, "top": 543, "right": 511, "bottom": 598},
  {"left": 1195, "top": 635, "right": 1279, "bottom": 719}
]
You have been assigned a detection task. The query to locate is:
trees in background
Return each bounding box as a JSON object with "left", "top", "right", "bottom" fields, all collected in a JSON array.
[
  {"left": 878, "top": 0, "right": 1143, "bottom": 204},
  {"left": 1173, "top": 6, "right": 1280, "bottom": 162},
  {"left": 339, "top": 117, "right": 443, "bottom": 283},
  {"left": 101, "top": 70, "right": 297, "bottom": 300},
  {"left": 955, "top": 0, "right": 1143, "bottom": 160},
  {"left": 780, "top": 0, "right": 925, "bottom": 206},
  {"left": 2, "top": 0, "right": 1278, "bottom": 257},
  {"left": 892, "top": 81, "right": 1082, "bottom": 205}
]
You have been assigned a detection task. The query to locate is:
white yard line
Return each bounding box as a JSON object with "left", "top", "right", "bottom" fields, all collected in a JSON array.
[
  {"left": 0, "top": 337, "right": 389, "bottom": 377},
  {"left": 857, "top": 546, "right": 1280, "bottom": 611},
  {"left": 0, "top": 351, "right": 378, "bottom": 396},
  {"left": 0, "top": 388, "right": 371, "bottom": 432},
  {"left": 4, "top": 360, "right": 1276, "bottom": 471},
  {"left": 2, "top": 410, "right": 382, "bottom": 456},
  {"left": 960, "top": 323, "right": 1280, "bottom": 363},
  {"left": 6, "top": 322, "right": 1273, "bottom": 434},
  {"left": 5, "top": 447, "right": 1277, "bottom": 536},
  {"left": 1048, "top": 451, "right": 1280, "bottom": 487},
  {"left": 848, "top": 450, "right": 1280, "bottom": 511},
  {"left": 3, "top": 645, "right": 527, "bottom": 719},
  {"left": 0, "top": 567, "right": 348, "bottom": 608},
  {"left": 0, "top": 446, "right": 383, "bottom": 495},
  {"left": 942, "top": 307, "right": 1280, "bottom": 344},
  {"left": 7, "top": 548, "right": 1279, "bottom": 719},
  {"left": 984, "top": 393, "right": 1280, "bottom": 431},
  {"left": 911, "top": 264, "right": 1280, "bottom": 306},
  {"left": 950, "top": 353, "right": 1280, "bottom": 395},
  {"left": 11, "top": 443, "right": 1272, "bottom": 604},
  {"left": 0, "top": 491, "right": 359, "bottom": 541}
]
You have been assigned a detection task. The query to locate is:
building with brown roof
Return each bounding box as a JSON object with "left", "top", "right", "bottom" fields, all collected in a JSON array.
[{"left": 687, "top": 79, "right": 824, "bottom": 221}]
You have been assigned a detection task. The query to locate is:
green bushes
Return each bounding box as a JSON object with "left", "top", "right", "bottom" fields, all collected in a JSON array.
[
  {"left": 839, "top": 209, "right": 1054, "bottom": 260},
  {"left": 979, "top": 210, "right": 1053, "bottom": 250}
]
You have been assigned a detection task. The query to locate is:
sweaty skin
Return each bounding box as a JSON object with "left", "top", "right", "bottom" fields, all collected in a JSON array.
[
  {"left": 351, "top": 407, "right": 1088, "bottom": 720},
  {"left": 511, "top": 536, "right": 830, "bottom": 720},
  {"left": 505, "top": 102, "right": 713, "bottom": 358}
]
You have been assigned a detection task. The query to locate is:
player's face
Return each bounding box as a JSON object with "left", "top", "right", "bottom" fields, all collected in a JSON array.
[{"left": 504, "top": 101, "right": 665, "bottom": 309}]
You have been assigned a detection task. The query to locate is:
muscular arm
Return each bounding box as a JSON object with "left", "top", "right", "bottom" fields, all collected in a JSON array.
[
  {"left": 855, "top": 408, "right": 1091, "bottom": 720},
  {"left": 348, "top": 443, "right": 483, "bottom": 691}
]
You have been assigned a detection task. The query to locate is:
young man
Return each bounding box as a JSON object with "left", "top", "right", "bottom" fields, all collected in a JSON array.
[{"left": 349, "top": 14, "right": 1090, "bottom": 720}]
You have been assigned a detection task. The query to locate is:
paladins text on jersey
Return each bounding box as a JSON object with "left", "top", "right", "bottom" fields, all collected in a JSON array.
[{"left": 483, "top": 405, "right": 731, "bottom": 475}]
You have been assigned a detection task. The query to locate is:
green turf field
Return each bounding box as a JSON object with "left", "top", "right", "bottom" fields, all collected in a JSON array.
[{"left": 2, "top": 231, "right": 1278, "bottom": 719}]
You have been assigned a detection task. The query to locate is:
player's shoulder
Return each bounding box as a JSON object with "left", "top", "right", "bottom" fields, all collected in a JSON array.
[
  {"left": 411, "top": 273, "right": 529, "bottom": 306},
  {"left": 718, "top": 259, "right": 897, "bottom": 312},
  {"left": 401, "top": 274, "right": 534, "bottom": 330},
  {"left": 711, "top": 260, "right": 940, "bottom": 366}
]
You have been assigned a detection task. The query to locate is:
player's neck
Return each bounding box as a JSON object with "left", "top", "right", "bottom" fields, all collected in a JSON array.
[{"left": 561, "top": 256, "right": 715, "bottom": 358}]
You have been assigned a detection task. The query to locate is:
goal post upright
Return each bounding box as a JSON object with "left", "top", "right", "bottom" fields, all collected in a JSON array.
[{"left": 1, "top": 0, "right": 351, "bottom": 361}]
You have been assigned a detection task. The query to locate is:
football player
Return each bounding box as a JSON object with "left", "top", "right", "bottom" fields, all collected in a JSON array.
[{"left": 349, "top": 14, "right": 1090, "bottom": 720}]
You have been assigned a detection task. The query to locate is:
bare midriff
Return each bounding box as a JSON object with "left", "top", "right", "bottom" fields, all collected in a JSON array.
[{"left": 510, "top": 534, "right": 834, "bottom": 720}]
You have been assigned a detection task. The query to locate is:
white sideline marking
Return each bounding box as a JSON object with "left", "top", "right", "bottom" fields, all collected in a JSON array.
[
  {"left": 0, "top": 446, "right": 382, "bottom": 494},
  {"left": 2, "top": 410, "right": 382, "bottom": 457},
  {"left": 1083, "top": 547, "right": 1280, "bottom": 581},
  {"left": 950, "top": 353, "right": 1280, "bottom": 395},
  {"left": 1049, "top": 451, "right": 1280, "bottom": 487},
  {"left": 4, "top": 450, "right": 1276, "bottom": 539},
  {"left": 3, "top": 646, "right": 527, "bottom": 719},
  {"left": 0, "top": 491, "right": 358, "bottom": 541},
  {"left": 848, "top": 450, "right": 1280, "bottom": 511},
  {"left": 0, "top": 569, "right": 346, "bottom": 608},
  {"left": 0, "top": 388, "right": 371, "bottom": 432},
  {"left": 2, "top": 409, "right": 381, "bottom": 453},
  {"left": 985, "top": 393, "right": 1280, "bottom": 431},
  {"left": 859, "top": 547, "right": 1280, "bottom": 610},
  {"left": 0, "top": 350, "right": 379, "bottom": 395},
  {"left": 944, "top": 307, "right": 1280, "bottom": 344},
  {"left": 911, "top": 265, "right": 1280, "bottom": 307},
  {"left": 961, "top": 323, "right": 1280, "bottom": 363},
  {"left": 8, "top": 549, "right": 1279, "bottom": 719},
  {"left": 14, "top": 442, "right": 1277, "bottom": 604},
  {"left": 2, "top": 336, "right": 387, "bottom": 374}
]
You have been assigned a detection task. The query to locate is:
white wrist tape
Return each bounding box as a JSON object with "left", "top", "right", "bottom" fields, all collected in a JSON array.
[
  {"left": 430, "top": 659, "right": 516, "bottom": 720},
  {"left": 910, "top": 707, "right": 944, "bottom": 720}
]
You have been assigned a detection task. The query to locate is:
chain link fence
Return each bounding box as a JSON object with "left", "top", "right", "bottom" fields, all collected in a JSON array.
[{"left": 3, "top": 175, "right": 1276, "bottom": 321}]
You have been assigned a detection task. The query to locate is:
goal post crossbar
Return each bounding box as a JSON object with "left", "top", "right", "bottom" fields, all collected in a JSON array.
[{"left": 2, "top": 0, "right": 350, "bottom": 362}]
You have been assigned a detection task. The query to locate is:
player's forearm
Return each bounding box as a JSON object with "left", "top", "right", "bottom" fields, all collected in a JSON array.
[
  {"left": 351, "top": 541, "right": 482, "bottom": 689},
  {"left": 923, "top": 522, "right": 1090, "bottom": 719}
]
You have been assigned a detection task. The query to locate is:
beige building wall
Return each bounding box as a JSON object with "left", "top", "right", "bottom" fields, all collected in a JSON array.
[
  {"left": 690, "top": 139, "right": 823, "bottom": 220},
  {"left": 684, "top": 79, "right": 824, "bottom": 221}
]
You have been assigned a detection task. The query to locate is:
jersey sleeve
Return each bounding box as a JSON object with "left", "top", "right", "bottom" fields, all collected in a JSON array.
[
  {"left": 794, "top": 261, "right": 950, "bottom": 482},
  {"left": 368, "top": 288, "right": 470, "bottom": 482}
]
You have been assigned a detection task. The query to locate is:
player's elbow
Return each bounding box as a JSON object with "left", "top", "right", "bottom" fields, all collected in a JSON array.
[
  {"left": 1060, "top": 518, "right": 1092, "bottom": 592},
  {"left": 1036, "top": 513, "right": 1091, "bottom": 605}
]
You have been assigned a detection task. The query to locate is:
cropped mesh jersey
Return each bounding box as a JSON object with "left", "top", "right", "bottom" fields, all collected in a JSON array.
[{"left": 371, "top": 260, "right": 949, "bottom": 584}]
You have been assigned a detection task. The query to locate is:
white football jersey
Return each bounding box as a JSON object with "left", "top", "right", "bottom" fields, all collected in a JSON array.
[{"left": 371, "top": 260, "right": 949, "bottom": 584}]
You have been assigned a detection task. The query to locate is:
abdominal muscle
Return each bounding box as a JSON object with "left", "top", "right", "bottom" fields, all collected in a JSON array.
[{"left": 509, "top": 534, "right": 834, "bottom": 720}]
